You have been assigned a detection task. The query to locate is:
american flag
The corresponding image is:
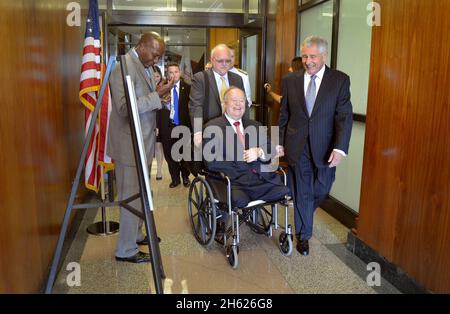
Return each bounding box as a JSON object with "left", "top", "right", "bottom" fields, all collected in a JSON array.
[{"left": 79, "top": 0, "right": 113, "bottom": 192}]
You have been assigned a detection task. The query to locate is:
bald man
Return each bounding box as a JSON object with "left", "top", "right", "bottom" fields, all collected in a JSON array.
[{"left": 108, "top": 32, "right": 173, "bottom": 263}]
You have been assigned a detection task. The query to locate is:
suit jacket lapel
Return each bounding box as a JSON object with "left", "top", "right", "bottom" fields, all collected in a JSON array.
[
  {"left": 295, "top": 71, "right": 309, "bottom": 117},
  {"left": 129, "top": 49, "right": 154, "bottom": 90},
  {"left": 207, "top": 70, "right": 221, "bottom": 112},
  {"left": 311, "top": 66, "right": 331, "bottom": 117}
]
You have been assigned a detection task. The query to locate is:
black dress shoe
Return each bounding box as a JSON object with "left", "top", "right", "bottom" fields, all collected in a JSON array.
[
  {"left": 169, "top": 181, "right": 180, "bottom": 188},
  {"left": 182, "top": 177, "right": 190, "bottom": 187},
  {"left": 137, "top": 236, "right": 161, "bottom": 245},
  {"left": 115, "top": 251, "right": 151, "bottom": 263},
  {"left": 296, "top": 240, "right": 309, "bottom": 256}
]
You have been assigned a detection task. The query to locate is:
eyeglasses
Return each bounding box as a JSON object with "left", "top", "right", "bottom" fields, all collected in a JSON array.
[{"left": 213, "top": 58, "right": 232, "bottom": 65}]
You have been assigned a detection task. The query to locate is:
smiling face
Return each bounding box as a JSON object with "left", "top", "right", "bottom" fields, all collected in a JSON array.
[
  {"left": 224, "top": 88, "right": 246, "bottom": 120},
  {"left": 301, "top": 44, "right": 327, "bottom": 75}
]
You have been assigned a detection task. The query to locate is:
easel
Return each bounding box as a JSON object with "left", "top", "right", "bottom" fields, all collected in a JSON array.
[{"left": 44, "top": 56, "right": 165, "bottom": 294}]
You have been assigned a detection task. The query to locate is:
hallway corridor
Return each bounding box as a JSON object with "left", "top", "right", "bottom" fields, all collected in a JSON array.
[{"left": 52, "top": 162, "right": 399, "bottom": 294}]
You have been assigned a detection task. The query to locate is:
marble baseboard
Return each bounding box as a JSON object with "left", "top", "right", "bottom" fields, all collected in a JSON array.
[{"left": 346, "top": 232, "right": 430, "bottom": 294}]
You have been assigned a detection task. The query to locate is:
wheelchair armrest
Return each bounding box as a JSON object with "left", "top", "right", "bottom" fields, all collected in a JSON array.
[
  {"left": 204, "top": 169, "right": 229, "bottom": 181},
  {"left": 277, "top": 166, "right": 288, "bottom": 186}
]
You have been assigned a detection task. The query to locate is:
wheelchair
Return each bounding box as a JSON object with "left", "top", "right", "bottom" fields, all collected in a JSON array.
[{"left": 187, "top": 166, "right": 293, "bottom": 269}]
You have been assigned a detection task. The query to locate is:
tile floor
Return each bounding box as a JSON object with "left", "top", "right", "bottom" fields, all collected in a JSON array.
[{"left": 52, "top": 162, "right": 400, "bottom": 294}]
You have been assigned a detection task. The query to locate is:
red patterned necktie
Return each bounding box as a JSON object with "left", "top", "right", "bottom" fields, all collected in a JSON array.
[{"left": 233, "top": 121, "right": 245, "bottom": 147}]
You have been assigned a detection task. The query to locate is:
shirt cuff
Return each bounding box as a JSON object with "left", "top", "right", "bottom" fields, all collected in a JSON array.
[{"left": 333, "top": 149, "right": 347, "bottom": 157}]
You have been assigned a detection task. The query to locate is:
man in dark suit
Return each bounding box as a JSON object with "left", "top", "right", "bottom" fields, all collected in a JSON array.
[
  {"left": 158, "top": 62, "right": 191, "bottom": 188},
  {"left": 278, "top": 36, "right": 353, "bottom": 256},
  {"left": 189, "top": 44, "right": 247, "bottom": 148},
  {"left": 205, "top": 87, "right": 289, "bottom": 208}
]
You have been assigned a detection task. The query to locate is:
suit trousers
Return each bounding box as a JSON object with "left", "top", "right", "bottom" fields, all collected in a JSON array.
[
  {"left": 159, "top": 109, "right": 190, "bottom": 183},
  {"left": 288, "top": 141, "right": 336, "bottom": 241},
  {"left": 115, "top": 161, "right": 148, "bottom": 258}
]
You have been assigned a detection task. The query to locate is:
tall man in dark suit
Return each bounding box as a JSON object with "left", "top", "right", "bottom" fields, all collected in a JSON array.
[
  {"left": 205, "top": 87, "right": 289, "bottom": 208},
  {"left": 158, "top": 62, "right": 191, "bottom": 188},
  {"left": 278, "top": 36, "right": 353, "bottom": 256},
  {"left": 189, "top": 44, "right": 247, "bottom": 148}
]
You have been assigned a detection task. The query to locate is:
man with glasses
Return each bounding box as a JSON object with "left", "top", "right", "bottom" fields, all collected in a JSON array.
[{"left": 189, "top": 44, "right": 247, "bottom": 149}]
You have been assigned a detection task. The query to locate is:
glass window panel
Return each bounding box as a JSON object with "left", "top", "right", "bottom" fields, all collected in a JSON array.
[
  {"left": 112, "top": 0, "right": 177, "bottom": 11},
  {"left": 183, "top": 0, "right": 244, "bottom": 13},
  {"left": 166, "top": 28, "right": 207, "bottom": 45},
  {"left": 244, "top": 35, "right": 258, "bottom": 103},
  {"left": 298, "top": 0, "right": 333, "bottom": 66},
  {"left": 249, "top": 0, "right": 260, "bottom": 14},
  {"left": 330, "top": 122, "right": 365, "bottom": 213},
  {"left": 337, "top": 0, "right": 372, "bottom": 115}
]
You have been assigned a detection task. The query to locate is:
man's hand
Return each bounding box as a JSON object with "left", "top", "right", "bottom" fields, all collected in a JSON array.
[
  {"left": 264, "top": 83, "right": 272, "bottom": 93},
  {"left": 328, "top": 151, "right": 344, "bottom": 168},
  {"left": 275, "top": 145, "right": 285, "bottom": 158},
  {"left": 161, "top": 94, "right": 171, "bottom": 104},
  {"left": 156, "top": 76, "right": 174, "bottom": 98},
  {"left": 155, "top": 128, "right": 159, "bottom": 137},
  {"left": 193, "top": 132, "right": 203, "bottom": 148},
  {"left": 244, "top": 147, "right": 262, "bottom": 163}
]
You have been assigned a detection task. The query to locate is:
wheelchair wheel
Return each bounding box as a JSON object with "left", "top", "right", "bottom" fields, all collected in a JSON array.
[
  {"left": 188, "top": 176, "right": 217, "bottom": 247},
  {"left": 226, "top": 245, "right": 239, "bottom": 269},
  {"left": 279, "top": 232, "right": 293, "bottom": 256}
]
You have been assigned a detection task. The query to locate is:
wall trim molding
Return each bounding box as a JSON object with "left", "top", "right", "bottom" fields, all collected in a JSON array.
[
  {"left": 346, "top": 232, "right": 431, "bottom": 294},
  {"left": 320, "top": 195, "right": 358, "bottom": 229}
]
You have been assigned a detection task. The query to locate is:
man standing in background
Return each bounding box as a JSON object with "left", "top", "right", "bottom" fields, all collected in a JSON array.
[{"left": 159, "top": 62, "right": 191, "bottom": 188}]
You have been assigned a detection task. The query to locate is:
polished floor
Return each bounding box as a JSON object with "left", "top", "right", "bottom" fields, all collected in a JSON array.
[{"left": 53, "top": 161, "right": 400, "bottom": 294}]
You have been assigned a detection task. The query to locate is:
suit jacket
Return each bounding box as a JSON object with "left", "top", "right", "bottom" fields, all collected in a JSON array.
[
  {"left": 279, "top": 66, "right": 353, "bottom": 167},
  {"left": 156, "top": 78, "right": 191, "bottom": 130},
  {"left": 107, "top": 49, "right": 162, "bottom": 166},
  {"left": 189, "top": 69, "right": 247, "bottom": 133},
  {"left": 204, "top": 115, "right": 282, "bottom": 187}
]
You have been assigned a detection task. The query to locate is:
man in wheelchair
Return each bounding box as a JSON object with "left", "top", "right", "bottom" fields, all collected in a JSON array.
[{"left": 203, "top": 87, "right": 290, "bottom": 235}]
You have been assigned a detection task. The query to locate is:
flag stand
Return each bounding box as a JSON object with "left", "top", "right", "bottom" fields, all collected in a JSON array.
[
  {"left": 86, "top": 167, "right": 120, "bottom": 235},
  {"left": 44, "top": 56, "right": 165, "bottom": 294}
]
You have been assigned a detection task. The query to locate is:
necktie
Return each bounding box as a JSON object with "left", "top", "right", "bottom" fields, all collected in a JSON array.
[
  {"left": 305, "top": 74, "right": 317, "bottom": 117},
  {"left": 173, "top": 85, "right": 179, "bottom": 125},
  {"left": 220, "top": 76, "right": 227, "bottom": 112},
  {"left": 233, "top": 121, "right": 245, "bottom": 148}
]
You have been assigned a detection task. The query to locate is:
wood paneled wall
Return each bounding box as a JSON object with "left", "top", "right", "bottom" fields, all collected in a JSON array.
[
  {"left": 268, "top": 0, "right": 297, "bottom": 125},
  {"left": 0, "top": 0, "right": 85, "bottom": 293},
  {"left": 208, "top": 28, "right": 241, "bottom": 67},
  {"left": 358, "top": 0, "right": 450, "bottom": 293}
]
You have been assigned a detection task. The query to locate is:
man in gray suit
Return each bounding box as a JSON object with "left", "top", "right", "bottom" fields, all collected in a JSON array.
[
  {"left": 189, "top": 44, "right": 247, "bottom": 148},
  {"left": 108, "top": 32, "right": 173, "bottom": 263},
  {"left": 278, "top": 36, "right": 353, "bottom": 256}
]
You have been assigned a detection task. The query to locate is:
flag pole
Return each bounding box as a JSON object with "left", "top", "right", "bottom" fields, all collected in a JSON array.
[{"left": 86, "top": 165, "right": 119, "bottom": 235}]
